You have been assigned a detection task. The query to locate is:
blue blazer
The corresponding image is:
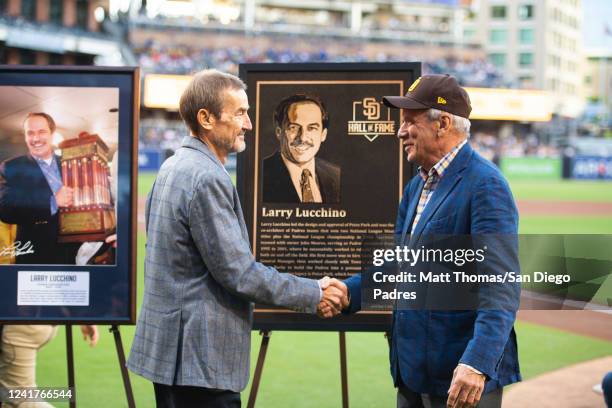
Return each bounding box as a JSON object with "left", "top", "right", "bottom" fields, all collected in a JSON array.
[
  {"left": 344, "top": 143, "right": 521, "bottom": 396},
  {"left": 0, "top": 154, "right": 78, "bottom": 264}
]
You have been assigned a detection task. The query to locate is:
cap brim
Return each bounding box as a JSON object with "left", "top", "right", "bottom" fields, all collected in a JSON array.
[{"left": 382, "top": 95, "right": 430, "bottom": 110}]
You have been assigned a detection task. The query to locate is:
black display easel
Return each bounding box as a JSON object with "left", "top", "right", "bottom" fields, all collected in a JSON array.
[
  {"left": 247, "top": 330, "right": 350, "bottom": 408},
  {"left": 65, "top": 325, "right": 135, "bottom": 408}
]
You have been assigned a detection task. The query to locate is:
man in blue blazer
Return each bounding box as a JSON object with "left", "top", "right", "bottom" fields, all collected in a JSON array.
[
  {"left": 331, "top": 75, "right": 521, "bottom": 408},
  {"left": 0, "top": 112, "right": 78, "bottom": 264}
]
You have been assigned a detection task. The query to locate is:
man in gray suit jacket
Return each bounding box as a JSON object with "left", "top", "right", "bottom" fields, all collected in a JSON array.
[{"left": 127, "top": 69, "right": 348, "bottom": 408}]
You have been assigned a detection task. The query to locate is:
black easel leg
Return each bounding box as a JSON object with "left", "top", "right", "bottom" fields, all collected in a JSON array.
[
  {"left": 110, "top": 325, "right": 136, "bottom": 408},
  {"left": 247, "top": 330, "right": 271, "bottom": 408},
  {"left": 66, "top": 325, "right": 76, "bottom": 408},
  {"left": 339, "top": 331, "right": 349, "bottom": 408}
]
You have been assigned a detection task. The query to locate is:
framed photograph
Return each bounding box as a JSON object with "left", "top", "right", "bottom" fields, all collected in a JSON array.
[
  {"left": 238, "top": 62, "right": 420, "bottom": 331},
  {"left": 0, "top": 66, "right": 139, "bottom": 324}
]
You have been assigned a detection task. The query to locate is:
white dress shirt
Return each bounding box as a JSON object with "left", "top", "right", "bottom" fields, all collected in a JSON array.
[{"left": 281, "top": 155, "right": 322, "bottom": 203}]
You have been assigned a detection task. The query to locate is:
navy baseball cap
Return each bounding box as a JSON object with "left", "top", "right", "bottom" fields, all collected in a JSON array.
[{"left": 382, "top": 74, "right": 472, "bottom": 119}]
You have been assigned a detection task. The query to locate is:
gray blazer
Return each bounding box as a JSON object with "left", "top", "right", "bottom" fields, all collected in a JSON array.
[{"left": 127, "top": 136, "right": 320, "bottom": 392}]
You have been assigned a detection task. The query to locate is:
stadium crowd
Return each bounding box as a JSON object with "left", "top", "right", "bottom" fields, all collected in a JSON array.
[
  {"left": 140, "top": 119, "right": 185, "bottom": 151},
  {"left": 133, "top": 39, "right": 508, "bottom": 88},
  {"left": 139, "top": 119, "right": 559, "bottom": 163},
  {"left": 133, "top": 35, "right": 556, "bottom": 162},
  {"left": 469, "top": 132, "right": 560, "bottom": 163}
]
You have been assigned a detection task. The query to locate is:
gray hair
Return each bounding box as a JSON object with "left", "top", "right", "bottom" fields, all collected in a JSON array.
[
  {"left": 427, "top": 108, "right": 471, "bottom": 136},
  {"left": 179, "top": 69, "right": 246, "bottom": 137}
]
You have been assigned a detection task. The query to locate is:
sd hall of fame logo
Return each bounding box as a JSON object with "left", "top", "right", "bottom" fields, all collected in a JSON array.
[{"left": 347, "top": 97, "right": 396, "bottom": 142}]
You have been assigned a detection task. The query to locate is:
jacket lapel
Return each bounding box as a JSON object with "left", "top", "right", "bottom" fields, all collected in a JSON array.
[
  {"left": 314, "top": 159, "right": 326, "bottom": 202},
  {"left": 410, "top": 143, "right": 473, "bottom": 241},
  {"left": 27, "top": 154, "right": 54, "bottom": 195},
  {"left": 276, "top": 153, "right": 300, "bottom": 202},
  {"left": 54, "top": 154, "right": 62, "bottom": 173},
  {"left": 400, "top": 178, "right": 424, "bottom": 244}
]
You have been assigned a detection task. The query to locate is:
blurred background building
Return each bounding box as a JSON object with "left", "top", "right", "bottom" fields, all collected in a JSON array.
[
  {"left": 1, "top": 0, "right": 611, "bottom": 179},
  {"left": 584, "top": 49, "right": 612, "bottom": 120},
  {"left": 464, "top": 0, "right": 584, "bottom": 117},
  {"left": 0, "top": 0, "right": 127, "bottom": 65}
]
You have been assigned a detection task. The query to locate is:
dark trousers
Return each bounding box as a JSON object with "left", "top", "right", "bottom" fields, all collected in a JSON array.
[
  {"left": 397, "top": 382, "right": 502, "bottom": 408},
  {"left": 153, "top": 383, "right": 241, "bottom": 408},
  {"left": 603, "top": 371, "right": 612, "bottom": 408}
]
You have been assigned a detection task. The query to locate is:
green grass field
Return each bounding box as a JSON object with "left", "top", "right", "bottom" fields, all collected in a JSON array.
[
  {"left": 138, "top": 174, "right": 612, "bottom": 203},
  {"left": 509, "top": 180, "right": 612, "bottom": 233},
  {"left": 33, "top": 176, "right": 611, "bottom": 407}
]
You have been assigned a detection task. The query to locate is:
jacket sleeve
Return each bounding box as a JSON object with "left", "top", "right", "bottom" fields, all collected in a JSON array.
[
  {"left": 188, "top": 172, "right": 321, "bottom": 313},
  {"left": 459, "top": 174, "right": 520, "bottom": 379},
  {"left": 0, "top": 161, "right": 53, "bottom": 224}
]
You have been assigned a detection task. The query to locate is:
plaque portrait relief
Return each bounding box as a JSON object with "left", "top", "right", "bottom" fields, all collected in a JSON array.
[{"left": 262, "top": 93, "right": 341, "bottom": 204}]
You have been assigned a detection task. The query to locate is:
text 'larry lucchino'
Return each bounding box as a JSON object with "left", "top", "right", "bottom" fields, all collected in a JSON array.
[
  {"left": 30, "top": 274, "right": 78, "bottom": 282},
  {"left": 262, "top": 207, "right": 347, "bottom": 219}
]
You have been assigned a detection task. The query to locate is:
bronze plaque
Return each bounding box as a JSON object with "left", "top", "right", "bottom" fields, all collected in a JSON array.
[
  {"left": 59, "top": 211, "right": 102, "bottom": 234},
  {"left": 62, "top": 144, "right": 96, "bottom": 160}
]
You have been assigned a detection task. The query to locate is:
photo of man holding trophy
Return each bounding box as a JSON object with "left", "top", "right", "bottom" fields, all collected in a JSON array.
[
  {"left": 0, "top": 86, "right": 120, "bottom": 266},
  {"left": 0, "top": 112, "right": 80, "bottom": 264}
]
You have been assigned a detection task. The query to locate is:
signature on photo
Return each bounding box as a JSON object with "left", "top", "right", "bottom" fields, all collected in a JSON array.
[{"left": 0, "top": 241, "right": 35, "bottom": 257}]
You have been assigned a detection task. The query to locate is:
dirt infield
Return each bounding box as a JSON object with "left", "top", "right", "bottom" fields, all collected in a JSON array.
[
  {"left": 503, "top": 310, "right": 612, "bottom": 408},
  {"left": 517, "top": 200, "right": 612, "bottom": 216},
  {"left": 509, "top": 311, "right": 611, "bottom": 408},
  {"left": 503, "top": 356, "right": 611, "bottom": 408},
  {"left": 518, "top": 310, "right": 612, "bottom": 341}
]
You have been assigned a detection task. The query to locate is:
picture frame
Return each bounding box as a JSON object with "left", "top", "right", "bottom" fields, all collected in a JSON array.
[
  {"left": 0, "top": 65, "right": 139, "bottom": 324},
  {"left": 238, "top": 62, "right": 420, "bottom": 331}
]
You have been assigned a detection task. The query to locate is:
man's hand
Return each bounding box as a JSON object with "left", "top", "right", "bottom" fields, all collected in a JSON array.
[
  {"left": 79, "top": 325, "right": 99, "bottom": 347},
  {"left": 105, "top": 233, "right": 117, "bottom": 248},
  {"left": 317, "top": 278, "right": 349, "bottom": 318},
  {"left": 55, "top": 186, "right": 74, "bottom": 207},
  {"left": 447, "top": 365, "right": 485, "bottom": 408}
]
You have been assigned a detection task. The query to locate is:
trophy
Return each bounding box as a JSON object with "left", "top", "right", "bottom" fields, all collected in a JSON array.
[{"left": 57, "top": 132, "right": 115, "bottom": 243}]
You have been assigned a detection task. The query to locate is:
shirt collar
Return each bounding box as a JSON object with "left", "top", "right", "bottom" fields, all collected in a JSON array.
[
  {"left": 32, "top": 154, "right": 56, "bottom": 167},
  {"left": 418, "top": 139, "right": 468, "bottom": 181},
  {"left": 280, "top": 154, "right": 316, "bottom": 178},
  {"left": 181, "top": 135, "right": 225, "bottom": 170}
]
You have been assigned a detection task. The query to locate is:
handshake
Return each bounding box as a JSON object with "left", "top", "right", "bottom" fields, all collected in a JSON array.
[{"left": 317, "top": 277, "right": 349, "bottom": 318}]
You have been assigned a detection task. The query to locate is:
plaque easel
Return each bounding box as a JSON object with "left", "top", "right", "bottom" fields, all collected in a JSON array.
[
  {"left": 247, "top": 331, "right": 350, "bottom": 408},
  {"left": 64, "top": 325, "right": 135, "bottom": 408}
]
